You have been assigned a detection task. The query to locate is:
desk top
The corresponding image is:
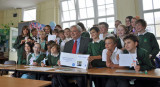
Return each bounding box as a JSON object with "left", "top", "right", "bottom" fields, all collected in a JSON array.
[
  {"left": 88, "top": 68, "right": 160, "bottom": 78},
  {"left": 0, "top": 76, "right": 51, "bottom": 87},
  {"left": 15, "top": 65, "right": 88, "bottom": 74}
]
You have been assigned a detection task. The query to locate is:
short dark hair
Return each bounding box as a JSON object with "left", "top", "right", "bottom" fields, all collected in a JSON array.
[
  {"left": 123, "top": 34, "right": 139, "bottom": 44},
  {"left": 51, "top": 44, "right": 60, "bottom": 52},
  {"left": 90, "top": 27, "right": 100, "bottom": 33},
  {"left": 98, "top": 22, "right": 109, "bottom": 28},
  {"left": 52, "top": 29, "right": 59, "bottom": 33},
  {"left": 126, "top": 16, "right": 133, "bottom": 23},
  {"left": 64, "top": 28, "right": 70, "bottom": 31},
  {"left": 48, "top": 40, "right": 55, "bottom": 46},
  {"left": 77, "top": 22, "right": 86, "bottom": 31},
  {"left": 135, "top": 19, "right": 147, "bottom": 28},
  {"left": 31, "top": 28, "right": 37, "bottom": 33},
  {"left": 59, "top": 30, "right": 64, "bottom": 34},
  {"left": 105, "top": 37, "right": 117, "bottom": 44}
]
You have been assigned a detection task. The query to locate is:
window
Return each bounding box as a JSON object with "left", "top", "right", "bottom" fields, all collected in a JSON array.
[
  {"left": 23, "top": 8, "right": 36, "bottom": 21},
  {"left": 60, "top": 0, "right": 115, "bottom": 31},
  {"left": 141, "top": 0, "right": 160, "bottom": 46}
]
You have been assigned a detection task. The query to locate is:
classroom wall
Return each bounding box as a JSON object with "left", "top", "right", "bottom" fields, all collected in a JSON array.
[
  {"left": 116, "top": 0, "right": 140, "bottom": 24},
  {"left": 36, "top": 0, "right": 60, "bottom": 25},
  {"left": 0, "top": 10, "right": 4, "bottom": 28},
  {"left": 3, "top": 9, "right": 22, "bottom": 28}
]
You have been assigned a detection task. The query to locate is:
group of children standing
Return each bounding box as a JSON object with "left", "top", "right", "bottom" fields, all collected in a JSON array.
[{"left": 13, "top": 17, "right": 159, "bottom": 87}]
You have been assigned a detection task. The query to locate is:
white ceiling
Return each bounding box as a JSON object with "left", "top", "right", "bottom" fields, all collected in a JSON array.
[{"left": 0, "top": 0, "right": 46, "bottom": 10}]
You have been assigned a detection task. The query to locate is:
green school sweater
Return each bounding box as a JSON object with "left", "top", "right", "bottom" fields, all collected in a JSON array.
[
  {"left": 117, "top": 38, "right": 122, "bottom": 49},
  {"left": 138, "top": 32, "right": 159, "bottom": 59},
  {"left": 46, "top": 54, "right": 60, "bottom": 66},
  {"left": 87, "top": 40, "right": 106, "bottom": 67},
  {"left": 123, "top": 47, "right": 155, "bottom": 71},
  {"left": 81, "top": 31, "right": 90, "bottom": 38},
  {"left": 27, "top": 54, "right": 45, "bottom": 65},
  {"left": 13, "top": 35, "right": 31, "bottom": 64}
]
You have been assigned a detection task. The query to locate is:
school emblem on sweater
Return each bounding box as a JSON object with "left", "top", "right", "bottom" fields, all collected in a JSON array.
[{"left": 144, "top": 38, "right": 147, "bottom": 42}]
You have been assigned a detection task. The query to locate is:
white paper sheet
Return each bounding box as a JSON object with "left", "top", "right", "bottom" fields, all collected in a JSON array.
[
  {"left": 119, "top": 54, "right": 137, "bottom": 67},
  {"left": 48, "top": 35, "right": 56, "bottom": 41},
  {"left": 60, "top": 52, "right": 89, "bottom": 69},
  {"left": 26, "top": 67, "right": 54, "bottom": 71}
]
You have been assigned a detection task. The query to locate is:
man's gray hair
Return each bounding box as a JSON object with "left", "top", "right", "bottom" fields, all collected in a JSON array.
[{"left": 70, "top": 25, "right": 82, "bottom": 32}]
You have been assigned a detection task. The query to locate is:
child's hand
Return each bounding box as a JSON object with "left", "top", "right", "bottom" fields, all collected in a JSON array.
[
  {"left": 41, "top": 49, "right": 46, "bottom": 52},
  {"left": 20, "top": 40, "right": 26, "bottom": 44},
  {"left": 27, "top": 39, "right": 32, "bottom": 42},
  {"left": 107, "top": 50, "right": 112, "bottom": 57},
  {"left": 88, "top": 56, "right": 94, "bottom": 62},
  {"left": 33, "top": 62, "right": 38, "bottom": 66},
  {"left": 46, "top": 41, "right": 48, "bottom": 44},
  {"left": 134, "top": 65, "right": 140, "bottom": 72},
  {"left": 41, "top": 62, "right": 45, "bottom": 67},
  {"left": 121, "top": 47, "right": 126, "bottom": 51},
  {"left": 116, "top": 54, "right": 119, "bottom": 61},
  {"left": 57, "top": 60, "right": 61, "bottom": 66}
]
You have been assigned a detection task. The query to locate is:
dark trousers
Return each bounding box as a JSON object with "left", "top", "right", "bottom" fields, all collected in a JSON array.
[
  {"left": 105, "top": 78, "right": 129, "bottom": 87},
  {"left": 135, "top": 79, "right": 158, "bottom": 87},
  {"left": 54, "top": 74, "right": 84, "bottom": 87}
]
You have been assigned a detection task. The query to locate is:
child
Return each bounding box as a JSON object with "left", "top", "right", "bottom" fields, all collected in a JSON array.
[
  {"left": 22, "top": 42, "right": 33, "bottom": 65},
  {"left": 125, "top": 16, "right": 133, "bottom": 33},
  {"left": 131, "top": 17, "right": 139, "bottom": 35},
  {"left": 41, "top": 43, "right": 60, "bottom": 67},
  {"left": 64, "top": 28, "right": 72, "bottom": 41},
  {"left": 87, "top": 27, "right": 105, "bottom": 87},
  {"left": 41, "top": 44, "right": 60, "bottom": 87},
  {"left": 117, "top": 24, "right": 128, "bottom": 51},
  {"left": 102, "top": 37, "right": 128, "bottom": 87},
  {"left": 98, "top": 22, "right": 114, "bottom": 40},
  {"left": 21, "top": 43, "right": 45, "bottom": 79},
  {"left": 13, "top": 25, "right": 32, "bottom": 64},
  {"left": 43, "top": 25, "right": 52, "bottom": 41},
  {"left": 77, "top": 22, "right": 90, "bottom": 38},
  {"left": 52, "top": 29, "right": 60, "bottom": 44},
  {"left": 31, "top": 28, "right": 39, "bottom": 43},
  {"left": 123, "top": 34, "right": 155, "bottom": 87},
  {"left": 88, "top": 27, "right": 105, "bottom": 67},
  {"left": 58, "top": 30, "right": 67, "bottom": 51},
  {"left": 39, "top": 31, "right": 47, "bottom": 54},
  {"left": 46, "top": 40, "right": 55, "bottom": 56},
  {"left": 135, "top": 19, "right": 159, "bottom": 66}
]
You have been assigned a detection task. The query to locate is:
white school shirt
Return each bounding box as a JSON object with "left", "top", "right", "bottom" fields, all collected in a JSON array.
[
  {"left": 102, "top": 47, "right": 123, "bottom": 64},
  {"left": 120, "top": 38, "right": 124, "bottom": 48},
  {"left": 99, "top": 33, "right": 115, "bottom": 40}
]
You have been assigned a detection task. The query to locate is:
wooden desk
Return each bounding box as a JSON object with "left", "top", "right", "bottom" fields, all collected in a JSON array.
[
  {"left": 88, "top": 68, "right": 160, "bottom": 78},
  {"left": 88, "top": 68, "right": 160, "bottom": 87},
  {"left": 0, "top": 76, "right": 51, "bottom": 87}
]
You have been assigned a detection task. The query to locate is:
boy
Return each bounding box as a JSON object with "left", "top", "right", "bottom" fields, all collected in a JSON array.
[
  {"left": 135, "top": 19, "right": 159, "bottom": 66},
  {"left": 98, "top": 22, "right": 114, "bottom": 40},
  {"left": 58, "top": 30, "right": 67, "bottom": 51},
  {"left": 123, "top": 34, "right": 156, "bottom": 87},
  {"left": 102, "top": 37, "right": 128, "bottom": 87}
]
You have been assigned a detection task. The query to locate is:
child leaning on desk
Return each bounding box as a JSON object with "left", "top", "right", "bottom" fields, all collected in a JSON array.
[
  {"left": 102, "top": 36, "right": 129, "bottom": 87},
  {"left": 41, "top": 43, "right": 60, "bottom": 87},
  {"left": 21, "top": 43, "right": 45, "bottom": 79},
  {"left": 123, "top": 34, "right": 156, "bottom": 87}
]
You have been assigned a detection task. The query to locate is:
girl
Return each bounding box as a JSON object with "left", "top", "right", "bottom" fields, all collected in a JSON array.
[
  {"left": 52, "top": 29, "right": 60, "bottom": 44},
  {"left": 39, "top": 31, "right": 47, "bottom": 54},
  {"left": 58, "top": 30, "right": 67, "bottom": 51},
  {"left": 43, "top": 25, "right": 52, "bottom": 41},
  {"left": 13, "top": 25, "right": 32, "bottom": 64},
  {"left": 131, "top": 17, "right": 139, "bottom": 35},
  {"left": 77, "top": 22, "right": 90, "bottom": 38},
  {"left": 125, "top": 16, "right": 133, "bottom": 33},
  {"left": 21, "top": 43, "right": 45, "bottom": 79},
  {"left": 21, "top": 42, "right": 33, "bottom": 65},
  {"left": 117, "top": 24, "right": 128, "bottom": 51}
]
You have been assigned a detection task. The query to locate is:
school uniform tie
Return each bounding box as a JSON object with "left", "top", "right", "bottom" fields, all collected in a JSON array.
[{"left": 72, "top": 40, "right": 77, "bottom": 54}]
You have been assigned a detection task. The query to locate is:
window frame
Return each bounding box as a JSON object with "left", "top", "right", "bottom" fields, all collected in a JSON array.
[
  {"left": 60, "top": 0, "right": 116, "bottom": 31},
  {"left": 22, "top": 7, "right": 37, "bottom": 21}
]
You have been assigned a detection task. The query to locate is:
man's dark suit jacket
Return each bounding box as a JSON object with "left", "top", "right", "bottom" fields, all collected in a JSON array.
[{"left": 63, "top": 37, "right": 91, "bottom": 54}]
